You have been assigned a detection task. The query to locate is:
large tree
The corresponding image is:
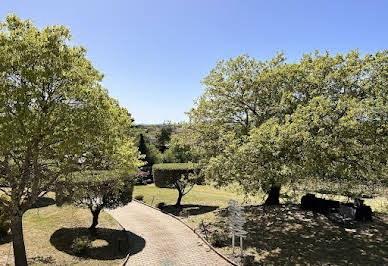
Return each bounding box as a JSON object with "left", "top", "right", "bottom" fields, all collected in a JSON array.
[
  {"left": 0, "top": 14, "right": 141, "bottom": 265},
  {"left": 188, "top": 50, "right": 388, "bottom": 204}
]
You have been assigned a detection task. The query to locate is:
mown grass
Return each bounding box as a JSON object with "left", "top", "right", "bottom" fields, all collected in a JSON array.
[
  {"left": 133, "top": 183, "right": 388, "bottom": 265},
  {"left": 0, "top": 193, "right": 128, "bottom": 265}
]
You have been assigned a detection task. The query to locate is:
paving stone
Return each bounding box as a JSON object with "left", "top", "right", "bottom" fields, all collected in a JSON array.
[{"left": 108, "top": 202, "right": 231, "bottom": 266}]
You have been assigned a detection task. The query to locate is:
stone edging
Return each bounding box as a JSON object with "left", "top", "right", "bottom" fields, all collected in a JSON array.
[{"left": 133, "top": 199, "right": 238, "bottom": 266}]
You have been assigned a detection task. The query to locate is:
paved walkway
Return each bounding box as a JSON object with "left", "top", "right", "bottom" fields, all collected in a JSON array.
[{"left": 108, "top": 201, "right": 231, "bottom": 266}]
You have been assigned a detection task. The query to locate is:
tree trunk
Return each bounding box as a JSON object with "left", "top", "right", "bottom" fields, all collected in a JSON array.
[
  {"left": 11, "top": 212, "right": 28, "bottom": 266},
  {"left": 264, "top": 185, "right": 281, "bottom": 205},
  {"left": 175, "top": 190, "right": 183, "bottom": 207},
  {"left": 90, "top": 208, "right": 101, "bottom": 231}
]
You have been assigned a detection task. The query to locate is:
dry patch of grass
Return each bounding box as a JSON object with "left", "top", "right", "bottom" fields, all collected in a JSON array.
[{"left": 0, "top": 194, "right": 129, "bottom": 265}]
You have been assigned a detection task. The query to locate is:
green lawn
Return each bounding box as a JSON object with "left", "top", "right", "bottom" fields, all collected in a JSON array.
[
  {"left": 0, "top": 194, "right": 128, "bottom": 265},
  {"left": 133, "top": 183, "right": 262, "bottom": 207},
  {"left": 133, "top": 183, "right": 263, "bottom": 230}
]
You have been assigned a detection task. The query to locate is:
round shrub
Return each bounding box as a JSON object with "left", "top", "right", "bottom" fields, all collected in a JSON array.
[
  {"left": 156, "top": 202, "right": 166, "bottom": 210},
  {"left": 209, "top": 231, "right": 229, "bottom": 248},
  {"left": 135, "top": 195, "right": 144, "bottom": 201}
]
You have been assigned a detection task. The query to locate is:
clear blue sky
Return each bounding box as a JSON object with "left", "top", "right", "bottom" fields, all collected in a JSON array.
[{"left": 1, "top": 1, "right": 387, "bottom": 124}]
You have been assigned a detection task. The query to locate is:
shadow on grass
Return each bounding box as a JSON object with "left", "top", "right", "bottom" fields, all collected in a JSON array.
[
  {"left": 30, "top": 197, "right": 56, "bottom": 209},
  {"left": 50, "top": 227, "right": 145, "bottom": 260},
  {"left": 211, "top": 204, "right": 388, "bottom": 265},
  {"left": 162, "top": 204, "right": 218, "bottom": 217},
  {"left": 0, "top": 233, "right": 11, "bottom": 244}
]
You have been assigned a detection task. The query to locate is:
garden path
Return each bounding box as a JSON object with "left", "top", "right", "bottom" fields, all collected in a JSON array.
[{"left": 108, "top": 201, "right": 231, "bottom": 266}]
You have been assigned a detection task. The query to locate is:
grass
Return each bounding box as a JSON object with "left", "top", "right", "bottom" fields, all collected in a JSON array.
[
  {"left": 133, "top": 183, "right": 388, "bottom": 265},
  {"left": 133, "top": 183, "right": 262, "bottom": 229},
  {"left": 0, "top": 193, "right": 129, "bottom": 265}
]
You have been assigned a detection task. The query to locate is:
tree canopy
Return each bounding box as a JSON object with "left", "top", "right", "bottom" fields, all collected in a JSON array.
[
  {"left": 188, "top": 50, "right": 388, "bottom": 204},
  {"left": 0, "top": 14, "right": 142, "bottom": 265},
  {"left": 56, "top": 170, "right": 135, "bottom": 231}
]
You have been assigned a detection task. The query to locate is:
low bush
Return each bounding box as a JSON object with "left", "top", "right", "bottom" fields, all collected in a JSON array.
[
  {"left": 156, "top": 202, "right": 166, "bottom": 210},
  {"left": 71, "top": 236, "right": 91, "bottom": 255},
  {"left": 209, "top": 231, "right": 229, "bottom": 248},
  {"left": 135, "top": 195, "right": 144, "bottom": 201},
  {"left": 242, "top": 255, "right": 255, "bottom": 266}
]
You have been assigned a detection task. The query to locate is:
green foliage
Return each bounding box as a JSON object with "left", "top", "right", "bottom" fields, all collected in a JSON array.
[
  {"left": 138, "top": 134, "right": 147, "bottom": 156},
  {"left": 156, "top": 123, "right": 173, "bottom": 152},
  {"left": 163, "top": 134, "right": 200, "bottom": 163},
  {"left": 135, "top": 195, "right": 144, "bottom": 201},
  {"left": 188, "top": 50, "right": 388, "bottom": 199},
  {"left": 0, "top": 14, "right": 140, "bottom": 263},
  {"left": 56, "top": 170, "right": 135, "bottom": 210},
  {"left": 209, "top": 231, "right": 229, "bottom": 247},
  {"left": 153, "top": 163, "right": 202, "bottom": 206},
  {"left": 137, "top": 133, "right": 162, "bottom": 167},
  {"left": 0, "top": 13, "right": 141, "bottom": 213},
  {"left": 156, "top": 202, "right": 166, "bottom": 209},
  {"left": 153, "top": 163, "right": 202, "bottom": 188}
]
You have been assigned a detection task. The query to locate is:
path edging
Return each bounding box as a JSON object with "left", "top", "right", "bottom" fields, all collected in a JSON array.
[{"left": 133, "top": 199, "right": 238, "bottom": 266}]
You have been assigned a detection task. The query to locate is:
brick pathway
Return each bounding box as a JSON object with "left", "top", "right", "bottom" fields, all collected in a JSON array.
[{"left": 108, "top": 201, "right": 231, "bottom": 266}]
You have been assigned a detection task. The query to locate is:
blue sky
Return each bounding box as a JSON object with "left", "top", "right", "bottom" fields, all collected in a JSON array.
[{"left": 1, "top": 1, "right": 387, "bottom": 124}]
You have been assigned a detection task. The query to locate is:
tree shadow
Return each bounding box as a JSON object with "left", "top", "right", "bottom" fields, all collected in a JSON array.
[
  {"left": 50, "top": 227, "right": 145, "bottom": 260},
  {"left": 0, "top": 233, "right": 11, "bottom": 244},
  {"left": 30, "top": 197, "right": 56, "bottom": 209},
  {"left": 162, "top": 204, "right": 218, "bottom": 217},
  {"left": 211, "top": 204, "right": 388, "bottom": 265}
]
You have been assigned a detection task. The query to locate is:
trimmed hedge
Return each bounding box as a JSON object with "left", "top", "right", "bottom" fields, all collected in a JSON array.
[{"left": 153, "top": 163, "right": 202, "bottom": 188}]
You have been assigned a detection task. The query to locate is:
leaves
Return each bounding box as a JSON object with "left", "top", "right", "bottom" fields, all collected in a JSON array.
[{"left": 188, "top": 50, "right": 388, "bottom": 196}]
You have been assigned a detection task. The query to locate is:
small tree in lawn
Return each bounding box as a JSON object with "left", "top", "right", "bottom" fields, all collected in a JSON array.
[
  {"left": 56, "top": 170, "right": 135, "bottom": 231},
  {"left": 153, "top": 163, "right": 202, "bottom": 207}
]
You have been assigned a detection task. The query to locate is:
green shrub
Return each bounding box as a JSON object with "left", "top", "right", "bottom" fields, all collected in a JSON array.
[
  {"left": 242, "top": 255, "right": 255, "bottom": 266},
  {"left": 156, "top": 202, "right": 166, "bottom": 210},
  {"left": 152, "top": 163, "right": 202, "bottom": 187},
  {"left": 209, "top": 231, "right": 229, "bottom": 248},
  {"left": 135, "top": 195, "right": 144, "bottom": 201},
  {"left": 71, "top": 236, "right": 91, "bottom": 255}
]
